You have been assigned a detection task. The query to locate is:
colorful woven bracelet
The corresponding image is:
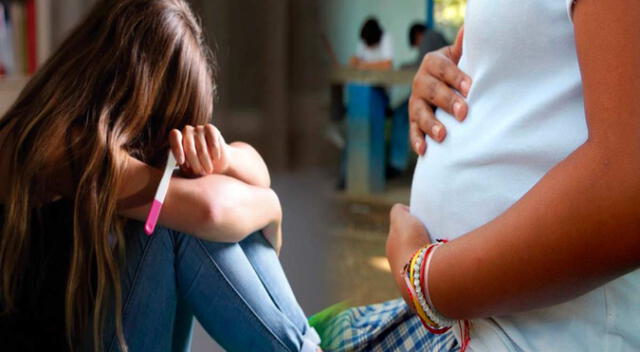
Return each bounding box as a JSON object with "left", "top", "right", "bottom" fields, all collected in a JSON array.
[
  {"left": 403, "top": 248, "right": 437, "bottom": 327},
  {"left": 407, "top": 240, "right": 471, "bottom": 351},
  {"left": 418, "top": 242, "right": 456, "bottom": 328},
  {"left": 404, "top": 244, "right": 448, "bottom": 332},
  {"left": 403, "top": 273, "right": 440, "bottom": 332},
  {"left": 413, "top": 243, "right": 451, "bottom": 333},
  {"left": 408, "top": 248, "right": 434, "bottom": 325}
]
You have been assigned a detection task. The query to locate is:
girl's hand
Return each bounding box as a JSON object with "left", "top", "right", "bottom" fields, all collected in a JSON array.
[
  {"left": 169, "top": 124, "right": 230, "bottom": 177},
  {"left": 409, "top": 26, "right": 471, "bottom": 155}
]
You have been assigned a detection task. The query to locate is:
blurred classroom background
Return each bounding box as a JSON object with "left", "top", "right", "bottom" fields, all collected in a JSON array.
[
  {"left": 0, "top": 0, "right": 464, "bottom": 350},
  {"left": 321, "top": 0, "right": 465, "bottom": 310},
  {"left": 322, "top": 0, "right": 464, "bottom": 68}
]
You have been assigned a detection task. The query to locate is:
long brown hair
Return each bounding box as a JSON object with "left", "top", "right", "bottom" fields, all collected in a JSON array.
[{"left": 0, "top": 0, "right": 215, "bottom": 350}]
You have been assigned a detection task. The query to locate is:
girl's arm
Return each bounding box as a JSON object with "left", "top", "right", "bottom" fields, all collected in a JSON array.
[
  {"left": 388, "top": 0, "right": 640, "bottom": 320},
  {"left": 116, "top": 154, "right": 281, "bottom": 244},
  {"left": 224, "top": 141, "right": 271, "bottom": 188}
]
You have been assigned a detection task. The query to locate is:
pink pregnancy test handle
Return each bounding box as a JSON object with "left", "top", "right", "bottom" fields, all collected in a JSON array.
[
  {"left": 144, "top": 199, "right": 163, "bottom": 235},
  {"left": 145, "top": 152, "right": 177, "bottom": 235}
]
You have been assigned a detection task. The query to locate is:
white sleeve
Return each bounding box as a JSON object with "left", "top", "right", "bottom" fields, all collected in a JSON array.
[{"left": 380, "top": 34, "right": 393, "bottom": 61}]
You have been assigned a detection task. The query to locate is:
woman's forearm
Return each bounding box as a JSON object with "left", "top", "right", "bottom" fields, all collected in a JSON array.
[
  {"left": 224, "top": 142, "right": 271, "bottom": 188},
  {"left": 429, "top": 140, "right": 640, "bottom": 320}
]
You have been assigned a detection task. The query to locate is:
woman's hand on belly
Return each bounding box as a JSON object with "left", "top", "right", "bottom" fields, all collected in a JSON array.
[
  {"left": 409, "top": 26, "right": 471, "bottom": 155},
  {"left": 386, "top": 204, "right": 432, "bottom": 305}
]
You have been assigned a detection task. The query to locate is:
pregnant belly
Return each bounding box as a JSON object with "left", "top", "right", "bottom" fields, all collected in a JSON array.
[
  {"left": 409, "top": 112, "right": 587, "bottom": 241},
  {"left": 409, "top": 146, "right": 534, "bottom": 241}
]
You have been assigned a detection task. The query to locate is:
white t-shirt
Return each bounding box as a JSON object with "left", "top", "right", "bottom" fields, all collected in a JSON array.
[
  {"left": 410, "top": 0, "right": 640, "bottom": 351},
  {"left": 356, "top": 33, "right": 393, "bottom": 63}
]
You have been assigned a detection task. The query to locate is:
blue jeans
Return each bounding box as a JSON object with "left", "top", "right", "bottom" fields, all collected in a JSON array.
[{"left": 103, "top": 222, "right": 320, "bottom": 352}]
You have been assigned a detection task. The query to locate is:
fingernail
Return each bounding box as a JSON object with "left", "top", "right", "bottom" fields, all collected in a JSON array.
[
  {"left": 415, "top": 141, "right": 421, "bottom": 152},
  {"left": 453, "top": 101, "right": 463, "bottom": 120},
  {"left": 432, "top": 125, "right": 442, "bottom": 141},
  {"left": 460, "top": 78, "right": 471, "bottom": 95}
]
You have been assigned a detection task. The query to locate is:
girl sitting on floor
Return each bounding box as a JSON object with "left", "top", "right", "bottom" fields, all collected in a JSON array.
[{"left": 0, "top": 0, "right": 320, "bottom": 351}]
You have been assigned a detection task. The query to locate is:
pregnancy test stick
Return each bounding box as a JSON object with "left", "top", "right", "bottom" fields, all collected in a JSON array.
[{"left": 144, "top": 152, "right": 177, "bottom": 235}]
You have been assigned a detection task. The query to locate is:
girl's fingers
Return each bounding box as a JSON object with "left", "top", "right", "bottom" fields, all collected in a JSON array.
[
  {"left": 169, "top": 129, "right": 185, "bottom": 165},
  {"left": 195, "top": 125, "right": 214, "bottom": 174},
  {"left": 409, "top": 98, "right": 447, "bottom": 143},
  {"left": 421, "top": 51, "right": 472, "bottom": 97},
  {"left": 410, "top": 122, "right": 427, "bottom": 155},
  {"left": 409, "top": 97, "right": 428, "bottom": 155},
  {"left": 216, "top": 130, "right": 226, "bottom": 160},
  {"left": 215, "top": 131, "right": 223, "bottom": 160},
  {"left": 413, "top": 71, "right": 468, "bottom": 122},
  {"left": 182, "top": 125, "right": 203, "bottom": 175},
  {"left": 417, "top": 108, "right": 447, "bottom": 143},
  {"left": 174, "top": 124, "right": 227, "bottom": 176},
  {"left": 204, "top": 124, "right": 220, "bottom": 160}
]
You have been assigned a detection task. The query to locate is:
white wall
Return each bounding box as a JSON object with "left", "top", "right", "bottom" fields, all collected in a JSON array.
[{"left": 323, "top": 0, "right": 426, "bottom": 68}]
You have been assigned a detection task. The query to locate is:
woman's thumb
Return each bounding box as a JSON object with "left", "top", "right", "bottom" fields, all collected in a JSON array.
[{"left": 451, "top": 25, "right": 465, "bottom": 63}]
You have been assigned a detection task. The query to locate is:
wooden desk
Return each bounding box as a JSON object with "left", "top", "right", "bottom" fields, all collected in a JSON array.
[
  {"left": 330, "top": 68, "right": 415, "bottom": 86},
  {"left": 331, "top": 68, "right": 415, "bottom": 195}
]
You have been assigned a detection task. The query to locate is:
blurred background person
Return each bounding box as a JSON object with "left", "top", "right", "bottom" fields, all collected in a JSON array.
[
  {"left": 349, "top": 17, "right": 394, "bottom": 71},
  {"left": 407, "top": 22, "right": 448, "bottom": 68}
]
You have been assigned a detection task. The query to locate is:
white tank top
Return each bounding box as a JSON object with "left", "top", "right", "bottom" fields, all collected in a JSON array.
[{"left": 410, "top": 0, "right": 640, "bottom": 350}]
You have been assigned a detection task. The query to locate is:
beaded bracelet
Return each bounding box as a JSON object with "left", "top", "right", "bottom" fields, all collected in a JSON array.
[
  {"left": 408, "top": 247, "right": 437, "bottom": 327},
  {"left": 403, "top": 240, "right": 472, "bottom": 351},
  {"left": 403, "top": 248, "right": 429, "bottom": 323},
  {"left": 413, "top": 244, "right": 455, "bottom": 331},
  {"left": 418, "top": 242, "right": 456, "bottom": 328},
  {"left": 403, "top": 270, "right": 435, "bottom": 329},
  {"left": 402, "top": 241, "right": 454, "bottom": 333}
]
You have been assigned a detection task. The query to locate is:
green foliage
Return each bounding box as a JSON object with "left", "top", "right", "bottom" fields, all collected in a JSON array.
[{"left": 434, "top": 0, "right": 466, "bottom": 42}]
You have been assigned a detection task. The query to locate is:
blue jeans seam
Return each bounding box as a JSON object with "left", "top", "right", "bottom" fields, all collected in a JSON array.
[
  {"left": 180, "top": 260, "right": 205, "bottom": 298},
  {"left": 194, "top": 238, "right": 294, "bottom": 352},
  {"left": 107, "top": 234, "right": 154, "bottom": 352},
  {"left": 241, "top": 245, "right": 309, "bottom": 337}
]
